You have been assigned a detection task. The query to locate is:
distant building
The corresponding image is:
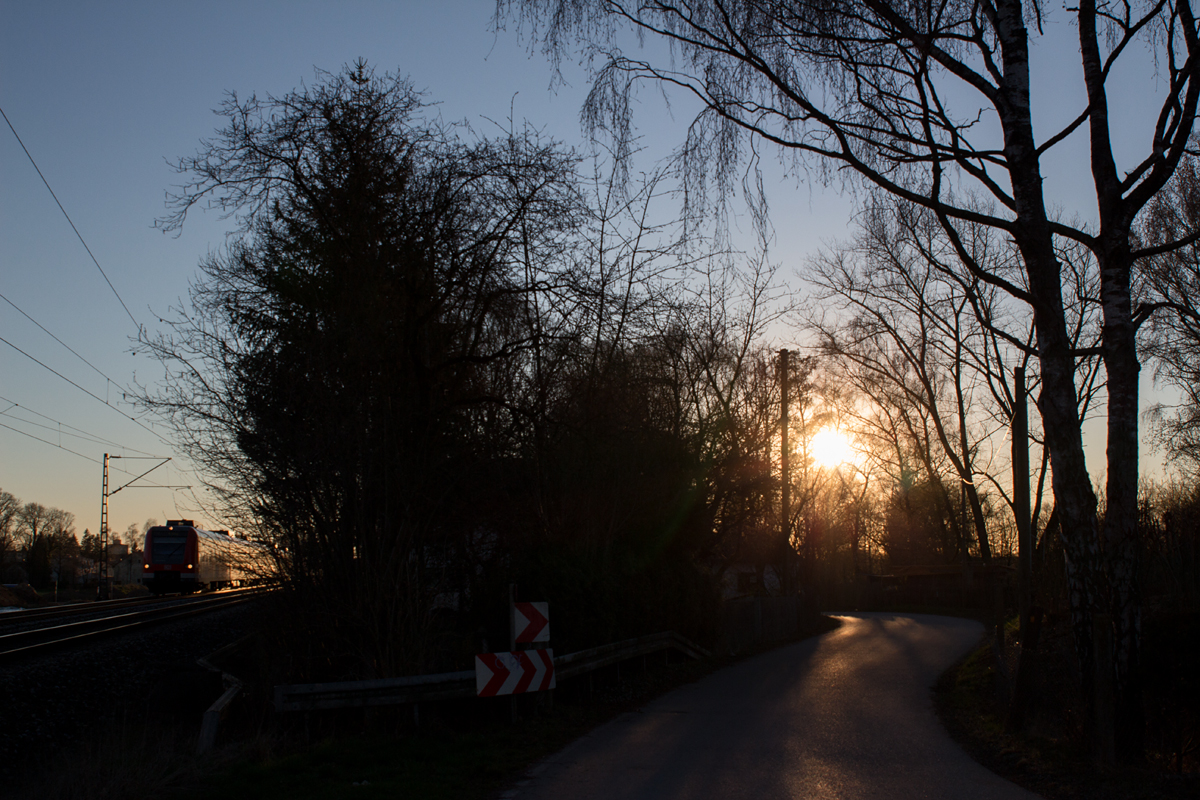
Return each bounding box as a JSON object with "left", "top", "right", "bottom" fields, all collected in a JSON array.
[
  {"left": 105, "top": 543, "right": 146, "bottom": 584},
  {"left": 720, "top": 564, "right": 782, "bottom": 600}
]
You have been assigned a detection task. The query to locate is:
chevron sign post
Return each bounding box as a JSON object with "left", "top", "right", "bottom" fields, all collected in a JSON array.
[
  {"left": 475, "top": 649, "right": 556, "bottom": 697},
  {"left": 514, "top": 601, "right": 550, "bottom": 643}
]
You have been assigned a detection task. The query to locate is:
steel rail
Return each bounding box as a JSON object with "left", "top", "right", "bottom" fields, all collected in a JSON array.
[
  {"left": 0, "top": 592, "right": 262, "bottom": 661},
  {"left": 0, "top": 594, "right": 160, "bottom": 624},
  {"left": 0, "top": 587, "right": 263, "bottom": 628}
]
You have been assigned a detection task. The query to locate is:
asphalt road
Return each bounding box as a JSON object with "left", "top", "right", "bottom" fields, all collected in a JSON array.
[{"left": 506, "top": 612, "right": 1040, "bottom": 800}]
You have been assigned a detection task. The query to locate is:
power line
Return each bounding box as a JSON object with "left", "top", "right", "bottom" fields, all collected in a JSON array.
[
  {"left": 0, "top": 394, "right": 156, "bottom": 455},
  {"left": 0, "top": 335, "right": 111, "bottom": 406},
  {"left": 0, "top": 396, "right": 184, "bottom": 490},
  {"left": 0, "top": 418, "right": 183, "bottom": 493},
  {"left": 0, "top": 407, "right": 146, "bottom": 453},
  {"left": 0, "top": 290, "right": 120, "bottom": 389},
  {"left": 0, "top": 334, "right": 174, "bottom": 448},
  {"left": 0, "top": 104, "right": 142, "bottom": 335},
  {"left": 0, "top": 420, "right": 96, "bottom": 463},
  {"left": 0, "top": 399, "right": 165, "bottom": 468}
]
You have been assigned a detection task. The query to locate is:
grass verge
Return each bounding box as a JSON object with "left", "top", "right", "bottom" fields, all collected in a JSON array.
[
  {"left": 934, "top": 637, "right": 1200, "bottom": 800},
  {"left": 158, "top": 615, "right": 841, "bottom": 800}
]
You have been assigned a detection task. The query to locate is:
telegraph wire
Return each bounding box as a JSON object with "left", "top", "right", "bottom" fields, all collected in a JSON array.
[{"left": 0, "top": 104, "right": 142, "bottom": 335}]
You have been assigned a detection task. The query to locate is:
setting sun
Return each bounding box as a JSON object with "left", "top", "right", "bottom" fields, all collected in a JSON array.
[{"left": 810, "top": 428, "right": 856, "bottom": 469}]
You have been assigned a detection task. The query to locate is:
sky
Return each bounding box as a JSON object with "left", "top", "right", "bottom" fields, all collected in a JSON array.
[{"left": 0, "top": 1, "right": 1182, "bottom": 539}]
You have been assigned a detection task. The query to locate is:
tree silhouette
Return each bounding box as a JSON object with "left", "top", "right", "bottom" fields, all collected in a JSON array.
[{"left": 502, "top": 0, "right": 1200, "bottom": 759}]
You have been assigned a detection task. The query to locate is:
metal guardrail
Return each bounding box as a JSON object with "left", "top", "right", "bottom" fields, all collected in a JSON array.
[
  {"left": 275, "top": 669, "right": 476, "bottom": 712},
  {"left": 197, "top": 637, "right": 251, "bottom": 754},
  {"left": 555, "top": 631, "right": 710, "bottom": 679},
  {"left": 274, "top": 631, "right": 711, "bottom": 712}
]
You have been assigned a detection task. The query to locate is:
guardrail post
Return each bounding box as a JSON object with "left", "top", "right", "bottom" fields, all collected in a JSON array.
[
  {"left": 196, "top": 639, "right": 248, "bottom": 754},
  {"left": 509, "top": 583, "right": 518, "bottom": 724}
]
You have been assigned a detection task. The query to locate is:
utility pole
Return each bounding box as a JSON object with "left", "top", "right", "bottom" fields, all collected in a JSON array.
[
  {"left": 1012, "top": 366, "right": 1032, "bottom": 638},
  {"left": 1006, "top": 365, "right": 1045, "bottom": 733},
  {"left": 780, "top": 349, "right": 791, "bottom": 594},
  {"left": 96, "top": 455, "right": 185, "bottom": 601}
]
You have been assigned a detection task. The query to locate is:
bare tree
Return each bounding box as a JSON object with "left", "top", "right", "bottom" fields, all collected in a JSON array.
[
  {"left": 810, "top": 195, "right": 1104, "bottom": 573},
  {"left": 46, "top": 511, "right": 78, "bottom": 593},
  {"left": 122, "top": 523, "right": 142, "bottom": 553},
  {"left": 1139, "top": 155, "right": 1200, "bottom": 477},
  {"left": 15, "top": 502, "right": 52, "bottom": 551},
  {"left": 0, "top": 489, "right": 19, "bottom": 580},
  {"left": 811, "top": 200, "right": 1007, "bottom": 568},
  {"left": 500, "top": 0, "right": 1200, "bottom": 757}
]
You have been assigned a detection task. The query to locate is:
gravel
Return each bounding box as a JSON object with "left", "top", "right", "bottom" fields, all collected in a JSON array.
[{"left": 0, "top": 601, "right": 260, "bottom": 789}]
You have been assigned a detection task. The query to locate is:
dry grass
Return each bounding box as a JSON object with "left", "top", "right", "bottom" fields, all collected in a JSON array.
[
  {"left": 12, "top": 715, "right": 200, "bottom": 800},
  {"left": 9, "top": 615, "right": 841, "bottom": 800},
  {"left": 935, "top": 630, "right": 1200, "bottom": 800}
]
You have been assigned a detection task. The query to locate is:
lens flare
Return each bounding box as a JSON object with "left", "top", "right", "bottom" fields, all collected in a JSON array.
[{"left": 811, "top": 428, "right": 855, "bottom": 469}]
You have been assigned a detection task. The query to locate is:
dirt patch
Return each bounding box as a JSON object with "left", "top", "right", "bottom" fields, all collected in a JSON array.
[{"left": 0, "top": 584, "right": 41, "bottom": 608}]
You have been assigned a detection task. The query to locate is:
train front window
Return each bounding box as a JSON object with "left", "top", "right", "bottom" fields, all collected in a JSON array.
[{"left": 151, "top": 534, "right": 187, "bottom": 564}]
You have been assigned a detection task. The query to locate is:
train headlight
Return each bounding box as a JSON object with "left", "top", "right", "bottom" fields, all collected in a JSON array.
[
  {"left": 143, "top": 564, "right": 148, "bottom": 570},
  {"left": 187, "top": 564, "right": 194, "bottom": 570}
]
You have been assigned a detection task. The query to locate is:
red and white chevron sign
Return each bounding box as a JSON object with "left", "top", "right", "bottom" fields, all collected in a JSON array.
[
  {"left": 514, "top": 601, "right": 550, "bottom": 643},
  {"left": 475, "top": 649, "right": 556, "bottom": 697}
]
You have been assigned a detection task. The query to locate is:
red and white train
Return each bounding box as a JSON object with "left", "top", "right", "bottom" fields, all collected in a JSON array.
[{"left": 142, "top": 519, "right": 269, "bottom": 595}]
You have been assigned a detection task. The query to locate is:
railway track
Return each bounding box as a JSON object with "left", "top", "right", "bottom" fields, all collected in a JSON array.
[
  {"left": 0, "top": 588, "right": 264, "bottom": 661},
  {"left": 0, "top": 593, "right": 176, "bottom": 626}
]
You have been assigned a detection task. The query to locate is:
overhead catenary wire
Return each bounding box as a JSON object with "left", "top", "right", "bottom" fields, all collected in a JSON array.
[
  {"left": 0, "top": 290, "right": 124, "bottom": 390},
  {"left": 0, "top": 417, "right": 185, "bottom": 495},
  {"left": 0, "top": 405, "right": 175, "bottom": 484},
  {"left": 0, "top": 401, "right": 154, "bottom": 454},
  {"left": 0, "top": 334, "right": 175, "bottom": 449},
  {"left": 0, "top": 420, "right": 97, "bottom": 463},
  {"left": 0, "top": 288, "right": 179, "bottom": 448},
  {"left": 0, "top": 393, "right": 147, "bottom": 449},
  {"left": 0, "top": 108, "right": 187, "bottom": 477},
  {"left": 0, "top": 104, "right": 142, "bottom": 336},
  {"left": 1, "top": 106, "right": 204, "bottom": 519}
]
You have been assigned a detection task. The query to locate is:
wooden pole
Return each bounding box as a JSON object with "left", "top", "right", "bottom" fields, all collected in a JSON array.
[
  {"left": 1012, "top": 367, "right": 1031, "bottom": 639},
  {"left": 780, "top": 349, "right": 791, "bottom": 595},
  {"left": 1005, "top": 369, "right": 1044, "bottom": 731}
]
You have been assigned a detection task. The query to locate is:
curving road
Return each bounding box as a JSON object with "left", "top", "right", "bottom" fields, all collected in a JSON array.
[{"left": 506, "top": 613, "right": 1039, "bottom": 800}]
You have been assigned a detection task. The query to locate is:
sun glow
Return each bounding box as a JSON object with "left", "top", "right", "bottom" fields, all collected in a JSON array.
[{"left": 810, "top": 428, "right": 856, "bottom": 469}]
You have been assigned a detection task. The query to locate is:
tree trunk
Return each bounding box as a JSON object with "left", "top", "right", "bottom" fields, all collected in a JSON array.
[
  {"left": 1098, "top": 243, "right": 1144, "bottom": 761},
  {"left": 993, "top": 0, "right": 1101, "bottom": 738}
]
